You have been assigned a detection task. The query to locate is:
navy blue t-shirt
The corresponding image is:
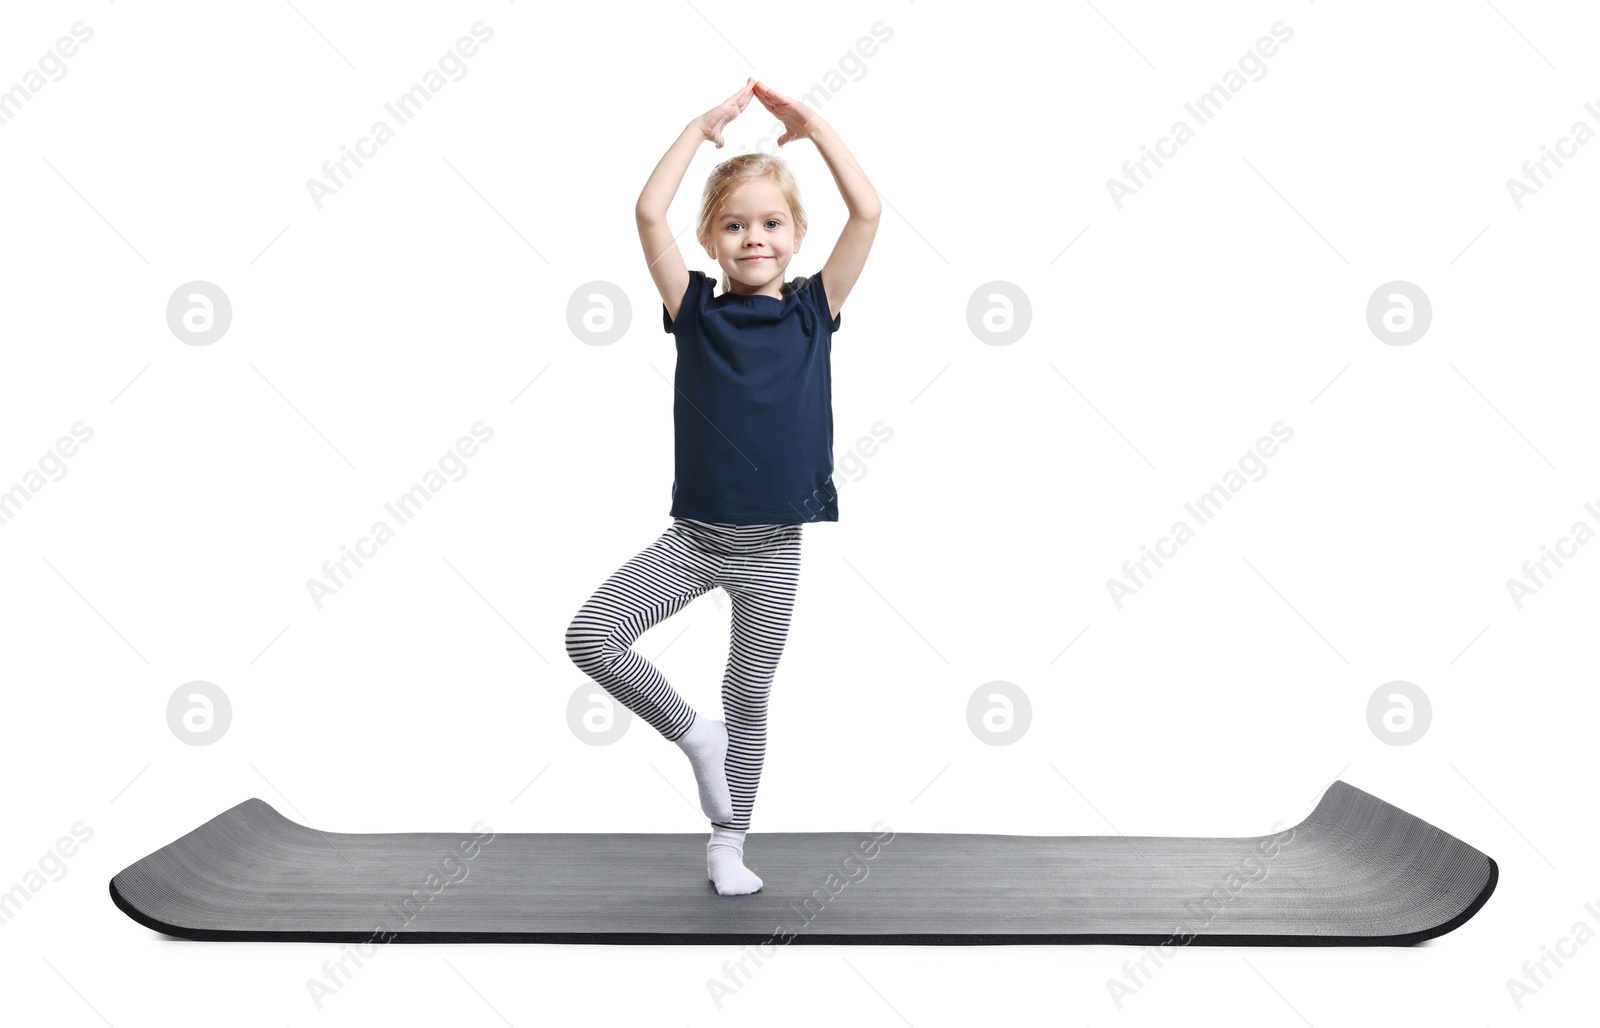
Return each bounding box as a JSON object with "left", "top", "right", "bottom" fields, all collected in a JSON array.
[{"left": 662, "top": 268, "right": 840, "bottom": 525}]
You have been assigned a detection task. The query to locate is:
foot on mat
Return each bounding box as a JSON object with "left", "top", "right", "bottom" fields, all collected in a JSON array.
[
  {"left": 675, "top": 714, "right": 732, "bottom": 823},
  {"left": 707, "top": 826, "right": 763, "bottom": 895}
]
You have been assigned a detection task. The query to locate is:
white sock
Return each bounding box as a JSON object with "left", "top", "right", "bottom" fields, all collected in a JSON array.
[
  {"left": 707, "top": 825, "right": 763, "bottom": 895},
  {"left": 674, "top": 714, "right": 732, "bottom": 823}
]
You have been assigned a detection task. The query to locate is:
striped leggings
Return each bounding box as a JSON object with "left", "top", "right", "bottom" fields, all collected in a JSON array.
[{"left": 564, "top": 518, "right": 804, "bottom": 831}]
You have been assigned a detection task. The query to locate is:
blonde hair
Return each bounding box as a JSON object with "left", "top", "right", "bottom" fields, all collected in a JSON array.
[{"left": 695, "top": 152, "right": 808, "bottom": 297}]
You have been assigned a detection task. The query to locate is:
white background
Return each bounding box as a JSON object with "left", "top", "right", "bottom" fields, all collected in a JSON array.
[{"left": 2, "top": 0, "right": 1596, "bottom": 1025}]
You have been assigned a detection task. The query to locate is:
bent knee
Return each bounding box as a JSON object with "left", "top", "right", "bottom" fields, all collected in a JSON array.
[
  {"left": 565, "top": 612, "right": 592, "bottom": 665},
  {"left": 565, "top": 609, "right": 615, "bottom": 673}
]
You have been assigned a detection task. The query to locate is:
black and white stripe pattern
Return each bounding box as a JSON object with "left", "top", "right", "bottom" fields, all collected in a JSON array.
[{"left": 565, "top": 518, "right": 803, "bottom": 831}]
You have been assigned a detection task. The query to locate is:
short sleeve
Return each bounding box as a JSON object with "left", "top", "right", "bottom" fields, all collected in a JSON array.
[
  {"left": 798, "top": 273, "right": 841, "bottom": 333},
  {"left": 663, "top": 270, "right": 706, "bottom": 333}
]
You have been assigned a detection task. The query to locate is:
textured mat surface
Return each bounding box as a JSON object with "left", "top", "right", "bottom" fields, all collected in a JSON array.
[{"left": 110, "top": 780, "right": 1496, "bottom": 945}]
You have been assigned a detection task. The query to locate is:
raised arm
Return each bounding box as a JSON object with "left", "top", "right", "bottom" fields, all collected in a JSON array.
[
  {"left": 638, "top": 78, "right": 758, "bottom": 324},
  {"left": 754, "top": 81, "right": 880, "bottom": 321}
]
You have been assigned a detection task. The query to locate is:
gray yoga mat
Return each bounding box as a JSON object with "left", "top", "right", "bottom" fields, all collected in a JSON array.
[{"left": 110, "top": 779, "right": 1495, "bottom": 945}]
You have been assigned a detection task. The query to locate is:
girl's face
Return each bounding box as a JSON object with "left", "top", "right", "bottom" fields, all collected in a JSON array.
[{"left": 705, "top": 179, "right": 800, "bottom": 297}]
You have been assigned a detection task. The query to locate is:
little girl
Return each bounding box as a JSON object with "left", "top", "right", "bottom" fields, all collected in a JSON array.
[{"left": 565, "top": 78, "right": 879, "bottom": 895}]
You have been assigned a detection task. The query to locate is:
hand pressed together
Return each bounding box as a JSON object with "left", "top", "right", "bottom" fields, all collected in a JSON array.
[
  {"left": 694, "top": 77, "right": 757, "bottom": 148},
  {"left": 752, "top": 80, "right": 823, "bottom": 146},
  {"left": 693, "top": 78, "right": 823, "bottom": 149}
]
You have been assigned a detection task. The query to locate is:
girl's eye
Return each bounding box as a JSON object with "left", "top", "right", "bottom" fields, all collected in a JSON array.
[{"left": 766, "top": 220, "right": 781, "bottom": 229}]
